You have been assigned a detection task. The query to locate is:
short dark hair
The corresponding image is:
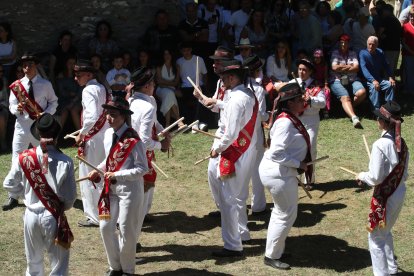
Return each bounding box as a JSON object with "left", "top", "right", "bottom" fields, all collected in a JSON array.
[
  {"left": 95, "top": 20, "right": 112, "bottom": 38},
  {"left": 0, "top": 21, "right": 13, "bottom": 41}
]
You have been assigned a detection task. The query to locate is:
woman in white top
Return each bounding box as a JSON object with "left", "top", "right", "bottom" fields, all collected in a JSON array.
[
  {"left": 266, "top": 40, "right": 291, "bottom": 82},
  {"left": 155, "top": 49, "right": 184, "bottom": 127},
  {"left": 0, "top": 22, "right": 17, "bottom": 82}
]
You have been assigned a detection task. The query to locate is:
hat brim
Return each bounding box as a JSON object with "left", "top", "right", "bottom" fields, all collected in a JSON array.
[
  {"left": 30, "top": 119, "right": 61, "bottom": 141},
  {"left": 102, "top": 104, "right": 134, "bottom": 115},
  {"left": 296, "top": 59, "right": 315, "bottom": 71},
  {"left": 20, "top": 57, "right": 40, "bottom": 64},
  {"left": 373, "top": 109, "right": 404, "bottom": 123},
  {"left": 235, "top": 45, "right": 255, "bottom": 49}
]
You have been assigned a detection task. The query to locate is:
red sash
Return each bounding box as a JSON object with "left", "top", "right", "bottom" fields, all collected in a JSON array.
[
  {"left": 216, "top": 80, "right": 226, "bottom": 101},
  {"left": 9, "top": 80, "right": 43, "bottom": 120},
  {"left": 98, "top": 128, "right": 140, "bottom": 220},
  {"left": 78, "top": 91, "right": 109, "bottom": 157},
  {"left": 277, "top": 111, "right": 313, "bottom": 182},
  {"left": 367, "top": 139, "right": 408, "bottom": 232},
  {"left": 303, "top": 80, "right": 323, "bottom": 109},
  {"left": 19, "top": 148, "right": 74, "bottom": 249},
  {"left": 143, "top": 125, "right": 158, "bottom": 189},
  {"left": 219, "top": 96, "right": 258, "bottom": 179}
]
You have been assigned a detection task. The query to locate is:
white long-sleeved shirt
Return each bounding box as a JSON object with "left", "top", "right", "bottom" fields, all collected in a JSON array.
[
  {"left": 9, "top": 75, "right": 58, "bottom": 129},
  {"left": 359, "top": 132, "right": 409, "bottom": 187},
  {"left": 212, "top": 84, "right": 256, "bottom": 154},
  {"left": 80, "top": 79, "right": 107, "bottom": 135},
  {"left": 3, "top": 146, "right": 77, "bottom": 211},
  {"left": 129, "top": 92, "right": 163, "bottom": 151},
  {"left": 97, "top": 123, "right": 149, "bottom": 183},
  {"left": 266, "top": 55, "right": 289, "bottom": 82},
  {"left": 263, "top": 116, "right": 308, "bottom": 177}
]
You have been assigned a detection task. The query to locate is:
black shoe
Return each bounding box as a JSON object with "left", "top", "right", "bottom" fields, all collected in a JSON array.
[
  {"left": 2, "top": 198, "right": 18, "bottom": 211},
  {"left": 78, "top": 219, "right": 99, "bottom": 227},
  {"left": 208, "top": 211, "right": 221, "bottom": 218},
  {"left": 264, "top": 256, "right": 290, "bottom": 270},
  {"left": 136, "top": 243, "right": 142, "bottom": 253},
  {"left": 106, "top": 269, "right": 123, "bottom": 276},
  {"left": 212, "top": 248, "right": 243, "bottom": 258},
  {"left": 242, "top": 239, "right": 253, "bottom": 245},
  {"left": 143, "top": 214, "right": 153, "bottom": 223}
]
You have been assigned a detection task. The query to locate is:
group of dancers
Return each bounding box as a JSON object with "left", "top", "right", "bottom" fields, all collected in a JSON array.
[{"left": 1, "top": 47, "right": 408, "bottom": 276}]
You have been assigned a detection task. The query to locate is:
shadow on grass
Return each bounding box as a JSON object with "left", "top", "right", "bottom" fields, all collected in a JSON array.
[
  {"left": 137, "top": 242, "right": 264, "bottom": 265},
  {"left": 142, "top": 211, "right": 220, "bottom": 233},
  {"left": 294, "top": 202, "right": 347, "bottom": 228},
  {"left": 314, "top": 179, "right": 366, "bottom": 193},
  {"left": 141, "top": 268, "right": 232, "bottom": 275},
  {"left": 73, "top": 199, "right": 84, "bottom": 211},
  {"left": 287, "top": 234, "right": 371, "bottom": 272}
]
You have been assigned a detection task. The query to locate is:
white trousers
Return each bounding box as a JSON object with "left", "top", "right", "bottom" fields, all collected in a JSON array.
[
  {"left": 136, "top": 186, "right": 154, "bottom": 241},
  {"left": 302, "top": 118, "right": 319, "bottom": 184},
  {"left": 259, "top": 159, "right": 298, "bottom": 259},
  {"left": 100, "top": 181, "right": 144, "bottom": 274},
  {"left": 144, "top": 186, "right": 154, "bottom": 215},
  {"left": 24, "top": 208, "right": 69, "bottom": 276},
  {"left": 369, "top": 183, "right": 406, "bottom": 276},
  {"left": 209, "top": 148, "right": 255, "bottom": 251},
  {"left": 79, "top": 133, "right": 106, "bottom": 224},
  {"left": 250, "top": 143, "right": 267, "bottom": 212}
]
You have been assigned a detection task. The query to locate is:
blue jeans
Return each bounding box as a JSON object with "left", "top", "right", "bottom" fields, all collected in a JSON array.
[{"left": 366, "top": 80, "right": 394, "bottom": 110}]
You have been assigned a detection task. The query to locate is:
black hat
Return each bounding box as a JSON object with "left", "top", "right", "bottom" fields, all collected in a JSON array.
[
  {"left": 30, "top": 113, "right": 61, "bottom": 140},
  {"left": 20, "top": 52, "right": 40, "bottom": 64},
  {"left": 74, "top": 59, "right": 96, "bottom": 73},
  {"left": 209, "top": 46, "right": 234, "bottom": 60},
  {"left": 278, "top": 83, "right": 303, "bottom": 102},
  {"left": 243, "top": 55, "right": 264, "bottom": 72},
  {"left": 215, "top": 59, "right": 243, "bottom": 75},
  {"left": 296, "top": 58, "right": 315, "bottom": 71},
  {"left": 130, "top": 67, "right": 154, "bottom": 87},
  {"left": 102, "top": 96, "right": 133, "bottom": 115},
  {"left": 373, "top": 101, "right": 403, "bottom": 123}
]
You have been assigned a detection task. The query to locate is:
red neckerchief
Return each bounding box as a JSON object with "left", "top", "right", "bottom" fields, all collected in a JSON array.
[
  {"left": 219, "top": 95, "right": 258, "bottom": 179},
  {"left": 19, "top": 147, "right": 74, "bottom": 249},
  {"left": 367, "top": 139, "right": 408, "bottom": 232},
  {"left": 277, "top": 111, "right": 313, "bottom": 183},
  {"left": 303, "top": 79, "right": 322, "bottom": 109},
  {"left": 98, "top": 128, "right": 140, "bottom": 220},
  {"left": 216, "top": 80, "right": 226, "bottom": 101},
  {"left": 78, "top": 90, "right": 109, "bottom": 157},
  {"left": 9, "top": 80, "right": 44, "bottom": 120}
]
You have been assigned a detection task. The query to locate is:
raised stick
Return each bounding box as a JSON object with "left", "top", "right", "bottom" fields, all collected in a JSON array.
[
  {"left": 151, "top": 161, "right": 168, "bottom": 178},
  {"left": 157, "top": 117, "right": 185, "bottom": 138},
  {"left": 75, "top": 176, "right": 90, "bottom": 183},
  {"left": 296, "top": 177, "right": 312, "bottom": 199},
  {"left": 194, "top": 155, "right": 210, "bottom": 165},
  {"left": 362, "top": 135, "right": 371, "bottom": 158},
  {"left": 192, "top": 128, "right": 221, "bottom": 139},
  {"left": 196, "top": 56, "right": 199, "bottom": 87},
  {"left": 64, "top": 129, "right": 81, "bottom": 140},
  {"left": 187, "top": 76, "right": 209, "bottom": 102},
  {"left": 339, "top": 166, "right": 358, "bottom": 176},
  {"left": 307, "top": 155, "right": 329, "bottom": 165}
]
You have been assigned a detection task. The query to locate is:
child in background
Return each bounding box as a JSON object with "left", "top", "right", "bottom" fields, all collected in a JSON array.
[
  {"left": 106, "top": 54, "right": 131, "bottom": 92},
  {"left": 312, "top": 49, "right": 330, "bottom": 118}
]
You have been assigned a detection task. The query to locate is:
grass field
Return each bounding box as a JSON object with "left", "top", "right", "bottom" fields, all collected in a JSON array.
[{"left": 1, "top": 97, "right": 414, "bottom": 276}]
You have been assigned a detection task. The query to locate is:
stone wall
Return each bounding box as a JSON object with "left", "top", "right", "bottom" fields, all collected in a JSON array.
[{"left": 0, "top": 0, "right": 180, "bottom": 57}]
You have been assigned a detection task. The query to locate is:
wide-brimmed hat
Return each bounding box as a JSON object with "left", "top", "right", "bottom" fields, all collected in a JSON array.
[
  {"left": 243, "top": 55, "right": 264, "bottom": 72},
  {"left": 235, "top": 38, "right": 254, "bottom": 49},
  {"left": 373, "top": 101, "right": 403, "bottom": 123},
  {"left": 209, "top": 46, "right": 234, "bottom": 60},
  {"left": 278, "top": 83, "right": 303, "bottom": 102},
  {"left": 74, "top": 59, "right": 96, "bottom": 73},
  {"left": 215, "top": 59, "right": 243, "bottom": 75},
  {"left": 296, "top": 58, "right": 315, "bottom": 71},
  {"left": 130, "top": 67, "right": 154, "bottom": 87},
  {"left": 30, "top": 113, "right": 61, "bottom": 140},
  {"left": 20, "top": 52, "right": 40, "bottom": 64},
  {"left": 102, "top": 96, "right": 133, "bottom": 115}
]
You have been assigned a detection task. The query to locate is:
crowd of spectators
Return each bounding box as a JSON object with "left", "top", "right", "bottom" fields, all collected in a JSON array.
[{"left": 0, "top": 0, "right": 413, "bottom": 152}]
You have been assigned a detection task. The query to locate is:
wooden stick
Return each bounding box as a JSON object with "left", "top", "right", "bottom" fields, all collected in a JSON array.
[
  {"left": 75, "top": 176, "right": 90, "bottom": 183},
  {"left": 362, "top": 135, "right": 371, "bottom": 158},
  {"left": 157, "top": 117, "right": 185, "bottom": 138},
  {"left": 192, "top": 128, "right": 221, "bottom": 139},
  {"left": 339, "top": 166, "right": 358, "bottom": 176},
  {"left": 194, "top": 155, "right": 211, "bottom": 165},
  {"left": 196, "top": 56, "right": 199, "bottom": 87},
  {"left": 307, "top": 155, "right": 329, "bottom": 165},
  {"left": 151, "top": 161, "right": 168, "bottom": 178},
  {"left": 296, "top": 177, "right": 312, "bottom": 199},
  {"left": 75, "top": 155, "right": 105, "bottom": 175},
  {"left": 170, "top": 124, "right": 188, "bottom": 137},
  {"left": 176, "top": 120, "right": 199, "bottom": 135},
  {"left": 187, "top": 76, "right": 209, "bottom": 102},
  {"left": 64, "top": 129, "right": 81, "bottom": 140}
]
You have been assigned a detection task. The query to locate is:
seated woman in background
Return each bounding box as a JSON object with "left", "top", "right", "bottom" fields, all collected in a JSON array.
[
  {"left": 91, "top": 54, "right": 110, "bottom": 91},
  {"left": 266, "top": 40, "right": 292, "bottom": 82},
  {"left": 56, "top": 56, "right": 82, "bottom": 130},
  {"left": 0, "top": 21, "right": 17, "bottom": 83},
  {"left": 0, "top": 64, "right": 8, "bottom": 152},
  {"left": 155, "top": 49, "right": 184, "bottom": 127}
]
